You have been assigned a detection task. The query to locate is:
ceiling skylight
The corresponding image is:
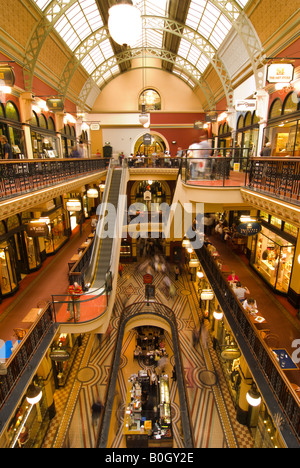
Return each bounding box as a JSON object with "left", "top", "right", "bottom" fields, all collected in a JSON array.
[
  {"left": 185, "top": 0, "right": 232, "bottom": 50},
  {"left": 54, "top": 0, "right": 103, "bottom": 52}
]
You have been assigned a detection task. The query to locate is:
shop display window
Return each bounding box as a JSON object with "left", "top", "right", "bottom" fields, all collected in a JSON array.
[
  {"left": 251, "top": 227, "right": 295, "bottom": 294},
  {"left": 0, "top": 241, "right": 17, "bottom": 295},
  {"left": 44, "top": 211, "right": 68, "bottom": 255},
  {"left": 24, "top": 233, "right": 41, "bottom": 270},
  {"left": 6, "top": 378, "right": 49, "bottom": 448}
]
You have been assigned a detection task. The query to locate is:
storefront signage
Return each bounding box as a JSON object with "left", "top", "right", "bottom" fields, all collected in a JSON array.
[
  {"left": 221, "top": 348, "right": 241, "bottom": 361},
  {"left": 267, "top": 63, "right": 294, "bottom": 83},
  {"left": 143, "top": 274, "right": 153, "bottom": 284},
  {"left": 205, "top": 112, "right": 218, "bottom": 123},
  {"left": 194, "top": 120, "right": 204, "bottom": 129},
  {"left": 46, "top": 97, "right": 64, "bottom": 112},
  {"left": 235, "top": 100, "right": 257, "bottom": 112},
  {"left": 26, "top": 222, "right": 49, "bottom": 238},
  {"left": 49, "top": 349, "right": 70, "bottom": 362},
  {"left": 144, "top": 190, "right": 152, "bottom": 201},
  {"left": 143, "top": 133, "right": 152, "bottom": 145},
  {"left": 90, "top": 124, "right": 100, "bottom": 131},
  {"left": 237, "top": 222, "right": 262, "bottom": 237},
  {"left": 0, "top": 66, "right": 15, "bottom": 87}
]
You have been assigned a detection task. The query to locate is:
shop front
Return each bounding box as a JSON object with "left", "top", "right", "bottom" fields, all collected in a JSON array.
[
  {"left": 30, "top": 111, "right": 60, "bottom": 159},
  {"left": 61, "top": 124, "right": 77, "bottom": 158},
  {"left": 236, "top": 111, "right": 259, "bottom": 164},
  {"left": 0, "top": 100, "right": 27, "bottom": 159},
  {"left": 5, "top": 377, "right": 50, "bottom": 449},
  {"left": 250, "top": 214, "right": 296, "bottom": 294},
  {"left": 263, "top": 91, "right": 300, "bottom": 156}
]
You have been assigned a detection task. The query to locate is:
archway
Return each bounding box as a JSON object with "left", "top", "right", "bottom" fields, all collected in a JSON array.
[{"left": 133, "top": 132, "right": 169, "bottom": 157}]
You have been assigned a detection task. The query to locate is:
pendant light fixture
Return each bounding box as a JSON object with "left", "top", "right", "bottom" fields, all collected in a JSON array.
[{"left": 108, "top": 0, "right": 142, "bottom": 48}]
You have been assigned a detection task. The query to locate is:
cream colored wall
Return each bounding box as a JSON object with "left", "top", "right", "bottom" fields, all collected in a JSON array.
[{"left": 92, "top": 68, "right": 203, "bottom": 113}]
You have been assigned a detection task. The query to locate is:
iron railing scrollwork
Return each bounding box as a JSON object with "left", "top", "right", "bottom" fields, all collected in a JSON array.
[
  {"left": 196, "top": 245, "right": 300, "bottom": 446},
  {"left": 0, "top": 304, "right": 55, "bottom": 411}
]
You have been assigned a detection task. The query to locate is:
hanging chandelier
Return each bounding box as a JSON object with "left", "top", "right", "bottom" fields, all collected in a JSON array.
[{"left": 108, "top": 0, "right": 142, "bottom": 48}]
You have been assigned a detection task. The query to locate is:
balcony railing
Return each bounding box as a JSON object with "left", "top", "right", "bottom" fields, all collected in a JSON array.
[
  {"left": 196, "top": 244, "right": 300, "bottom": 447},
  {"left": 248, "top": 157, "right": 300, "bottom": 203},
  {"left": 0, "top": 158, "right": 110, "bottom": 200},
  {"left": 0, "top": 304, "right": 55, "bottom": 412}
]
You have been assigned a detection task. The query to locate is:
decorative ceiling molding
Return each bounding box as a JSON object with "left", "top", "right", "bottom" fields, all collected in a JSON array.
[{"left": 241, "top": 189, "right": 300, "bottom": 227}]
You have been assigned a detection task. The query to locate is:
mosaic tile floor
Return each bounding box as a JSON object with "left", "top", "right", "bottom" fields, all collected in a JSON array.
[{"left": 42, "top": 260, "right": 254, "bottom": 449}]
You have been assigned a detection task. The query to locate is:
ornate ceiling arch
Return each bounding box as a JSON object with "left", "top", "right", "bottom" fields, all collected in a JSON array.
[{"left": 25, "top": 0, "right": 263, "bottom": 109}]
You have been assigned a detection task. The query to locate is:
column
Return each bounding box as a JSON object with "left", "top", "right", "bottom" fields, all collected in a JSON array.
[{"left": 19, "top": 92, "right": 34, "bottom": 159}]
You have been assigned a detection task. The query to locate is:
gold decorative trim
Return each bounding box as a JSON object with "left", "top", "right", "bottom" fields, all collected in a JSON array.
[
  {"left": 0, "top": 171, "right": 106, "bottom": 221},
  {"left": 241, "top": 189, "right": 300, "bottom": 227}
]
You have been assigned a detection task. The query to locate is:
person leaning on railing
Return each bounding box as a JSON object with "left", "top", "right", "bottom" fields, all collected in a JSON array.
[{"left": 67, "top": 281, "right": 83, "bottom": 321}]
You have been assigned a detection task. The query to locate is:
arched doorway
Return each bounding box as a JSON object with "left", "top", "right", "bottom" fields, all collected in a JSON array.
[{"left": 134, "top": 132, "right": 168, "bottom": 157}]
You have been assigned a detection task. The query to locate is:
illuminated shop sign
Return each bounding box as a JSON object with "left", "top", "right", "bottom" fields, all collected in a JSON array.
[
  {"left": 26, "top": 221, "right": 49, "bottom": 237},
  {"left": 237, "top": 222, "right": 262, "bottom": 237},
  {"left": 267, "top": 63, "right": 294, "bottom": 83}
]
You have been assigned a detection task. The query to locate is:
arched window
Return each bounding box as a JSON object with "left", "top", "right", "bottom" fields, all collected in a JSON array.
[
  {"left": 39, "top": 113, "right": 48, "bottom": 129},
  {"left": 0, "top": 103, "right": 4, "bottom": 118},
  {"left": 244, "top": 111, "right": 252, "bottom": 127},
  {"left": 283, "top": 92, "right": 298, "bottom": 115},
  {"left": 269, "top": 98, "right": 282, "bottom": 119},
  {"left": 237, "top": 115, "right": 244, "bottom": 130},
  {"left": 252, "top": 112, "right": 260, "bottom": 125},
  {"left": 48, "top": 117, "right": 56, "bottom": 132},
  {"left": 30, "top": 111, "right": 39, "bottom": 127},
  {"left": 5, "top": 101, "right": 20, "bottom": 121},
  {"left": 139, "top": 89, "right": 161, "bottom": 112}
]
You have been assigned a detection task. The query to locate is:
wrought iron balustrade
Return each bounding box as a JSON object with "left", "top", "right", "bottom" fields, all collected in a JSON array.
[
  {"left": 196, "top": 244, "right": 300, "bottom": 447},
  {"left": 0, "top": 158, "right": 110, "bottom": 200},
  {"left": 0, "top": 304, "right": 55, "bottom": 412},
  {"left": 248, "top": 157, "right": 300, "bottom": 203}
]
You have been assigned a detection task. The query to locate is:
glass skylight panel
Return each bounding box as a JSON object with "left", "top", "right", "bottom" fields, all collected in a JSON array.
[
  {"left": 236, "top": 0, "right": 249, "bottom": 7},
  {"left": 81, "top": 40, "right": 115, "bottom": 75},
  {"left": 139, "top": 0, "right": 169, "bottom": 17},
  {"left": 53, "top": 0, "right": 103, "bottom": 52},
  {"left": 33, "top": 0, "right": 52, "bottom": 11},
  {"left": 185, "top": 0, "right": 233, "bottom": 52}
]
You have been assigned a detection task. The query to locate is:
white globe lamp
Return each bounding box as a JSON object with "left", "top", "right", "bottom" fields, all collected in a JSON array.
[{"left": 108, "top": 0, "right": 142, "bottom": 48}]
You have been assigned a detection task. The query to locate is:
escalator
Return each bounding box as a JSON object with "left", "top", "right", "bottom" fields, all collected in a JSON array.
[{"left": 85, "top": 165, "right": 123, "bottom": 290}]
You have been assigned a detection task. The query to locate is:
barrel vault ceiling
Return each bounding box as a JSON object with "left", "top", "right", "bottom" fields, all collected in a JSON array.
[{"left": 2, "top": 0, "right": 299, "bottom": 112}]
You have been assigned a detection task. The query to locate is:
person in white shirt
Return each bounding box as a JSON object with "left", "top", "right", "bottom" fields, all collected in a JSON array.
[
  {"left": 188, "top": 140, "right": 202, "bottom": 179},
  {"left": 234, "top": 282, "right": 250, "bottom": 302},
  {"left": 243, "top": 298, "right": 258, "bottom": 313}
]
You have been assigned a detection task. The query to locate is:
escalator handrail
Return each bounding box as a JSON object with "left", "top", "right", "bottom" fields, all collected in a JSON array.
[{"left": 84, "top": 160, "right": 115, "bottom": 287}]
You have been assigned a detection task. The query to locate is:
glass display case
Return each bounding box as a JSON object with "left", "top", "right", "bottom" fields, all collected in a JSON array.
[{"left": 250, "top": 227, "right": 295, "bottom": 294}]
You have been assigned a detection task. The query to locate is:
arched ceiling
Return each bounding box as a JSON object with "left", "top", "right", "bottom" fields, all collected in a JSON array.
[{"left": 25, "top": 0, "right": 265, "bottom": 111}]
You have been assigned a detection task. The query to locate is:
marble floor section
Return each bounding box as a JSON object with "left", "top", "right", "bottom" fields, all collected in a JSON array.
[{"left": 43, "top": 259, "right": 254, "bottom": 448}]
